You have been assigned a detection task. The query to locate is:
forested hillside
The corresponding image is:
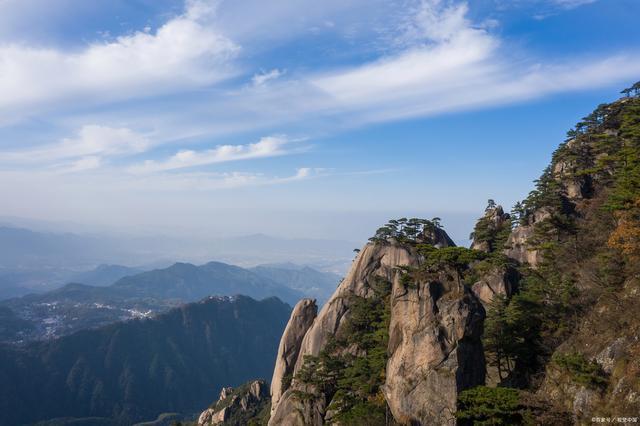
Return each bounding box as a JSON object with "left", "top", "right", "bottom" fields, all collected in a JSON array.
[
  {"left": 0, "top": 296, "right": 291, "bottom": 425},
  {"left": 460, "top": 82, "right": 640, "bottom": 422}
]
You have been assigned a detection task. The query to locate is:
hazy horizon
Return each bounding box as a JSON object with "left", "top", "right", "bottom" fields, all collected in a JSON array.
[{"left": 1, "top": 0, "right": 639, "bottom": 246}]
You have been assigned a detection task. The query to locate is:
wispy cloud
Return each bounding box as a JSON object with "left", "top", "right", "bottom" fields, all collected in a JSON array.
[
  {"left": 252, "top": 69, "right": 285, "bottom": 86},
  {"left": 122, "top": 167, "right": 322, "bottom": 191},
  {"left": 111, "top": 0, "right": 633, "bottom": 135},
  {"left": 128, "top": 135, "right": 302, "bottom": 174},
  {"left": 549, "top": 0, "right": 597, "bottom": 9},
  {"left": 276, "top": 0, "right": 637, "bottom": 124},
  {"left": 1, "top": 125, "right": 150, "bottom": 165},
  {"left": 62, "top": 156, "right": 102, "bottom": 173}
]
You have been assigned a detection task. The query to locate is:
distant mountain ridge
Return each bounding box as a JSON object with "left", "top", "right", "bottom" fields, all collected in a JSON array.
[
  {"left": 250, "top": 264, "right": 342, "bottom": 304},
  {"left": 0, "top": 295, "right": 291, "bottom": 425},
  {"left": 0, "top": 225, "right": 355, "bottom": 299},
  {"left": 1, "top": 260, "right": 304, "bottom": 343},
  {"left": 70, "top": 264, "right": 144, "bottom": 287},
  {"left": 110, "top": 261, "right": 303, "bottom": 303}
]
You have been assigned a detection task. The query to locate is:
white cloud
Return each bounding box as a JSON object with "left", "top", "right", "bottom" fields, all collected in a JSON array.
[
  {"left": 397, "top": 0, "right": 476, "bottom": 44},
  {"left": 128, "top": 135, "right": 299, "bottom": 174},
  {"left": 1, "top": 125, "right": 150, "bottom": 165},
  {"left": 1, "top": 166, "right": 322, "bottom": 195},
  {"left": 63, "top": 156, "right": 102, "bottom": 173},
  {"left": 24, "top": 0, "right": 629, "bottom": 143},
  {"left": 313, "top": 31, "right": 496, "bottom": 108},
  {"left": 0, "top": 0, "right": 238, "bottom": 115},
  {"left": 252, "top": 69, "right": 285, "bottom": 86}
]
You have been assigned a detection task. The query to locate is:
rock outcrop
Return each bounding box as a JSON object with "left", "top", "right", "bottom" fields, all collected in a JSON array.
[
  {"left": 269, "top": 241, "right": 419, "bottom": 426},
  {"left": 270, "top": 298, "right": 317, "bottom": 418},
  {"left": 470, "top": 205, "right": 511, "bottom": 253},
  {"left": 471, "top": 266, "right": 519, "bottom": 305},
  {"left": 268, "top": 227, "right": 486, "bottom": 425},
  {"left": 292, "top": 242, "right": 419, "bottom": 365},
  {"left": 422, "top": 226, "right": 457, "bottom": 248},
  {"left": 552, "top": 138, "right": 594, "bottom": 200},
  {"left": 504, "top": 207, "right": 551, "bottom": 267},
  {"left": 198, "top": 380, "right": 270, "bottom": 426}
]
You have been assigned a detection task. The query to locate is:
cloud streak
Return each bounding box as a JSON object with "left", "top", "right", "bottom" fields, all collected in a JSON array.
[
  {"left": 1, "top": 125, "right": 150, "bottom": 166},
  {"left": 128, "top": 136, "right": 300, "bottom": 174},
  {"left": 252, "top": 69, "right": 285, "bottom": 86}
]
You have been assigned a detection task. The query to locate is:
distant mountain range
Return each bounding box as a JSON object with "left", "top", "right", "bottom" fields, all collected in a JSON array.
[
  {"left": 70, "top": 264, "right": 145, "bottom": 287},
  {"left": 0, "top": 261, "right": 307, "bottom": 343},
  {"left": 0, "top": 295, "right": 291, "bottom": 425},
  {"left": 109, "top": 261, "right": 304, "bottom": 303},
  {"left": 0, "top": 224, "right": 355, "bottom": 300}
]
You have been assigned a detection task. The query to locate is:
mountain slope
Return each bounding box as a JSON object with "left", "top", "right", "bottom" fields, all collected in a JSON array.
[
  {"left": 0, "top": 295, "right": 291, "bottom": 425},
  {"left": 71, "top": 264, "right": 144, "bottom": 287}
]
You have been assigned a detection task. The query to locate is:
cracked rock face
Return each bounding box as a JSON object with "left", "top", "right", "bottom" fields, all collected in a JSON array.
[
  {"left": 505, "top": 208, "right": 551, "bottom": 267},
  {"left": 270, "top": 298, "right": 317, "bottom": 418},
  {"left": 269, "top": 242, "right": 418, "bottom": 425},
  {"left": 471, "top": 266, "right": 518, "bottom": 305},
  {"left": 384, "top": 270, "right": 486, "bottom": 425}
]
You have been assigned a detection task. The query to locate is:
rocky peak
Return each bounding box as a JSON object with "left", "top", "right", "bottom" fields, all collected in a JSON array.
[
  {"left": 470, "top": 202, "right": 511, "bottom": 253},
  {"left": 504, "top": 207, "right": 552, "bottom": 267},
  {"left": 268, "top": 225, "right": 486, "bottom": 425},
  {"left": 198, "top": 380, "right": 269, "bottom": 426},
  {"left": 218, "top": 387, "right": 233, "bottom": 401},
  {"left": 418, "top": 225, "right": 457, "bottom": 248}
]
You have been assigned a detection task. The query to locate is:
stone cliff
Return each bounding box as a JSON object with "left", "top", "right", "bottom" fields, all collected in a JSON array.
[{"left": 269, "top": 221, "right": 486, "bottom": 425}]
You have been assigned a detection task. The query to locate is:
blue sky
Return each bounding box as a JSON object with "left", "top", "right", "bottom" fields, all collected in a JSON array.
[{"left": 0, "top": 0, "right": 638, "bottom": 244}]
